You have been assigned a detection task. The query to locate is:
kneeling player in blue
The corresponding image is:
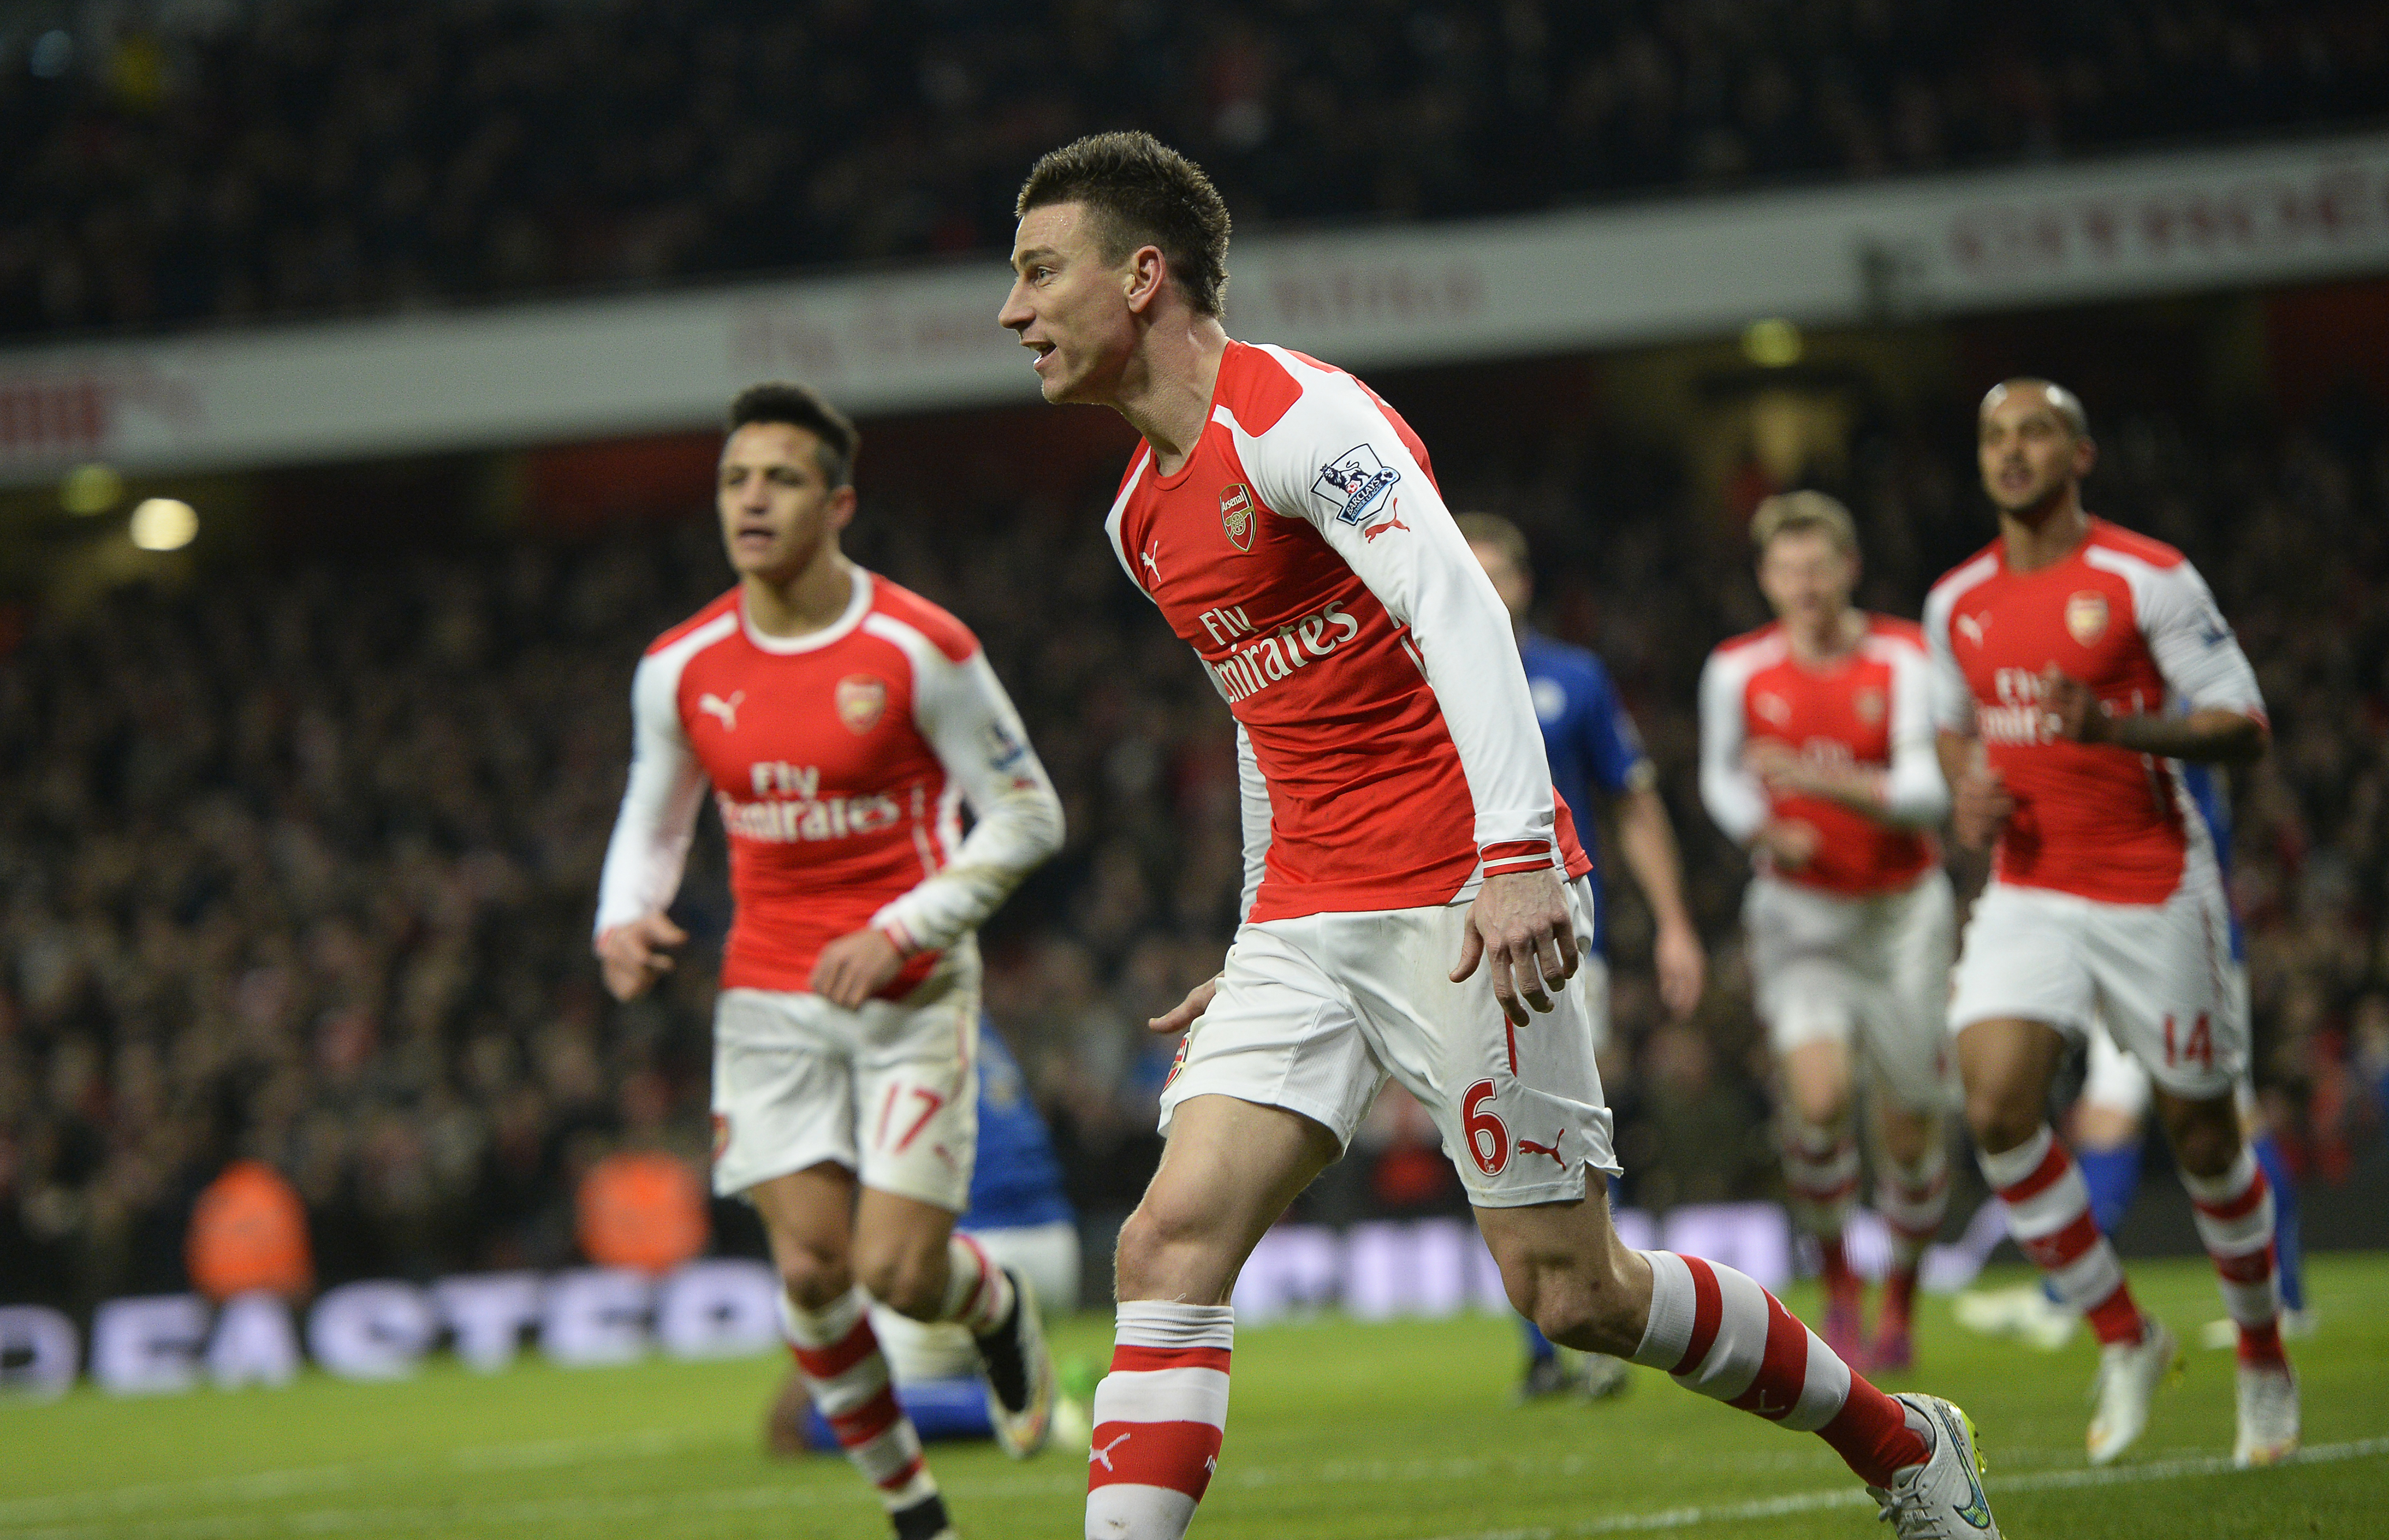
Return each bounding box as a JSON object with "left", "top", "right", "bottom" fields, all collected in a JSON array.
[{"left": 770, "top": 1021, "right": 1082, "bottom": 1453}]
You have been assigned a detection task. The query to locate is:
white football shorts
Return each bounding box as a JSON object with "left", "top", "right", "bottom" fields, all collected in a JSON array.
[
  {"left": 711, "top": 942, "right": 980, "bottom": 1211},
  {"left": 2080, "top": 959, "right": 2255, "bottom": 1120},
  {"left": 1743, "top": 869, "right": 1958, "bottom": 1113},
  {"left": 1158, "top": 877, "right": 1620, "bottom": 1208},
  {"left": 1949, "top": 854, "right": 2240, "bottom": 1100}
]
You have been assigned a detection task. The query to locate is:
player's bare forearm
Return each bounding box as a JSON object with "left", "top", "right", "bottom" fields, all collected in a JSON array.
[
  {"left": 1455, "top": 867, "right": 1578, "bottom": 1027},
  {"left": 2038, "top": 667, "right": 2266, "bottom": 765},
  {"left": 1614, "top": 787, "right": 1706, "bottom": 1018},
  {"left": 1935, "top": 729, "right": 1974, "bottom": 792},
  {"left": 2097, "top": 706, "right": 2266, "bottom": 765}
]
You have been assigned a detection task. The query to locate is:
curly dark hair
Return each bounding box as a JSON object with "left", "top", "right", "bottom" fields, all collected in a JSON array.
[{"left": 1015, "top": 131, "right": 1231, "bottom": 317}]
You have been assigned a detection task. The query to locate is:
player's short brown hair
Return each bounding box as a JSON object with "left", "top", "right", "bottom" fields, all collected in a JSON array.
[
  {"left": 1750, "top": 490, "right": 1858, "bottom": 558},
  {"left": 727, "top": 381, "right": 859, "bottom": 488},
  {"left": 1015, "top": 132, "right": 1231, "bottom": 317},
  {"left": 1455, "top": 512, "right": 1530, "bottom": 570},
  {"left": 1982, "top": 377, "right": 2090, "bottom": 438}
]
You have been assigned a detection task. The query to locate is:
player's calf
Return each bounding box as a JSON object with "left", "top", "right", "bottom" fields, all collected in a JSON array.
[{"left": 781, "top": 1287, "right": 955, "bottom": 1540}]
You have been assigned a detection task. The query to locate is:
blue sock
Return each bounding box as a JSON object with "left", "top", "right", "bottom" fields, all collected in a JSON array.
[
  {"left": 2252, "top": 1131, "right": 2305, "bottom": 1313},
  {"left": 2075, "top": 1141, "right": 2142, "bottom": 1239},
  {"left": 804, "top": 1378, "right": 993, "bottom": 1450},
  {"left": 1521, "top": 1317, "right": 1557, "bottom": 1365}
]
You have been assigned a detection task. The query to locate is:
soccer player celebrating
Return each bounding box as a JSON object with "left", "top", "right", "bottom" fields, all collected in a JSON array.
[
  {"left": 1699, "top": 492, "right": 1956, "bottom": 1373},
  {"left": 1000, "top": 131, "right": 1998, "bottom": 1540},
  {"left": 595, "top": 383, "right": 1067, "bottom": 1540},
  {"left": 1926, "top": 378, "right": 2296, "bottom": 1467},
  {"left": 1464, "top": 511, "right": 1707, "bottom": 1400}
]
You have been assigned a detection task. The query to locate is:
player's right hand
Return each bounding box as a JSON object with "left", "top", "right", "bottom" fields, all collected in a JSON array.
[
  {"left": 596, "top": 912, "right": 688, "bottom": 1001},
  {"left": 1148, "top": 974, "right": 1221, "bottom": 1035},
  {"left": 1754, "top": 817, "right": 1821, "bottom": 869},
  {"left": 1455, "top": 868, "right": 1579, "bottom": 1028},
  {"left": 1950, "top": 765, "right": 2015, "bottom": 850}
]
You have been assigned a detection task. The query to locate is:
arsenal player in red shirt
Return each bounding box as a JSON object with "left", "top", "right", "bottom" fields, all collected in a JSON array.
[
  {"left": 1929, "top": 379, "right": 2294, "bottom": 1470},
  {"left": 998, "top": 131, "right": 1997, "bottom": 1540},
  {"left": 1700, "top": 492, "right": 1955, "bottom": 1374},
  {"left": 594, "top": 384, "right": 1065, "bottom": 1540}
]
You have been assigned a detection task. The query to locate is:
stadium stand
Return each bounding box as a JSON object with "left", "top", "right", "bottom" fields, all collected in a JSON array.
[
  {"left": 2, "top": 358, "right": 2384, "bottom": 1312},
  {"left": 0, "top": 1, "right": 2383, "bottom": 339}
]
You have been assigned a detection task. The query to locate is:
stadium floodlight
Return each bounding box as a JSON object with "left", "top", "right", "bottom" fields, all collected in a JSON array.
[
  {"left": 129, "top": 497, "right": 198, "bottom": 551},
  {"left": 59, "top": 463, "right": 123, "bottom": 515},
  {"left": 1742, "top": 317, "right": 1803, "bottom": 368}
]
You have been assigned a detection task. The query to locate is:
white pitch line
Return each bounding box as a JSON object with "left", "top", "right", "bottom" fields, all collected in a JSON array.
[
  {"left": 1407, "top": 1437, "right": 2389, "bottom": 1539},
  {"left": 0, "top": 1427, "right": 724, "bottom": 1526},
  {"left": 4, "top": 1434, "right": 2379, "bottom": 1540}
]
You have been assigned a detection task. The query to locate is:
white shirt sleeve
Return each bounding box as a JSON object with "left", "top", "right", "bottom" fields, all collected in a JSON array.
[
  {"left": 1880, "top": 640, "right": 1953, "bottom": 827},
  {"left": 869, "top": 646, "right": 1065, "bottom": 954},
  {"left": 1920, "top": 577, "right": 1979, "bottom": 736},
  {"left": 1234, "top": 356, "right": 1559, "bottom": 875},
  {"left": 1236, "top": 722, "right": 1272, "bottom": 922},
  {"left": 2134, "top": 556, "right": 2266, "bottom": 719},
  {"left": 593, "top": 652, "right": 708, "bottom": 937},
  {"left": 1697, "top": 648, "right": 1770, "bottom": 846}
]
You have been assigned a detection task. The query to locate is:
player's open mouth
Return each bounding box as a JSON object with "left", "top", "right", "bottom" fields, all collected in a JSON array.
[{"left": 1027, "top": 342, "right": 1056, "bottom": 370}]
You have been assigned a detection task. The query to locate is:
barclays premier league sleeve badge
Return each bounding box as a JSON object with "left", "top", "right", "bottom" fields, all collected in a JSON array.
[{"left": 1311, "top": 443, "right": 1401, "bottom": 526}]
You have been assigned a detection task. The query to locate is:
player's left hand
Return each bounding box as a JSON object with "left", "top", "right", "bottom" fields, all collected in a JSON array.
[
  {"left": 810, "top": 927, "right": 906, "bottom": 1009},
  {"left": 1743, "top": 740, "right": 1816, "bottom": 796},
  {"left": 1455, "top": 869, "right": 1579, "bottom": 1027},
  {"left": 1655, "top": 920, "right": 1706, "bottom": 1021},
  {"left": 2037, "top": 666, "right": 2113, "bottom": 744}
]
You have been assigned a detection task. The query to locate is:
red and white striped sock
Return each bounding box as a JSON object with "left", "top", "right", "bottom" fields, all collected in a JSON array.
[
  {"left": 1628, "top": 1250, "right": 1928, "bottom": 1488},
  {"left": 1979, "top": 1125, "right": 2145, "bottom": 1346},
  {"left": 1781, "top": 1118, "right": 1861, "bottom": 1241},
  {"left": 1085, "top": 1300, "right": 1233, "bottom": 1540},
  {"left": 939, "top": 1231, "right": 1017, "bottom": 1335},
  {"left": 782, "top": 1289, "right": 939, "bottom": 1515},
  {"left": 2182, "top": 1145, "right": 2286, "bottom": 1366},
  {"left": 1876, "top": 1144, "right": 1950, "bottom": 1319}
]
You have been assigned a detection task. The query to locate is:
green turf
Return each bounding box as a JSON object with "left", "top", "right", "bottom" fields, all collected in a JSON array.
[{"left": 2, "top": 1254, "right": 2381, "bottom": 1538}]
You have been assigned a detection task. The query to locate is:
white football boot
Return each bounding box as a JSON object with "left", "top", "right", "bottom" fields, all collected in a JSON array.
[
  {"left": 1952, "top": 1283, "right": 2077, "bottom": 1352},
  {"left": 1868, "top": 1394, "right": 2001, "bottom": 1538},
  {"left": 2086, "top": 1318, "right": 2181, "bottom": 1465},
  {"left": 2233, "top": 1361, "right": 2300, "bottom": 1468}
]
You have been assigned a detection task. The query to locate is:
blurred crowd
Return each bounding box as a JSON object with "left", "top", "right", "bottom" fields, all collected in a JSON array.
[
  {"left": 3, "top": 0, "right": 2386, "bottom": 340},
  {"left": 3, "top": 364, "right": 2385, "bottom": 1314}
]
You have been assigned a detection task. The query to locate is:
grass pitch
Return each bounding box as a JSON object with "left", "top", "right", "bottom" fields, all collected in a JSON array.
[{"left": 2, "top": 1254, "right": 2381, "bottom": 1539}]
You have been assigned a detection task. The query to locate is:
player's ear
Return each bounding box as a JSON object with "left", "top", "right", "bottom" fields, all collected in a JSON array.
[
  {"left": 2073, "top": 433, "right": 2097, "bottom": 480},
  {"left": 1123, "top": 244, "right": 1167, "bottom": 315},
  {"left": 826, "top": 484, "right": 858, "bottom": 532}
]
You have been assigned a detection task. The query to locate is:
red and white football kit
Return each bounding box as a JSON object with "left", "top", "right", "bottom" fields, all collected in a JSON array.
[
  {"left": 1925, "top": 518, "right": 2264, "bottom": 1099},
  {"left": 1698, "top": 617, "right": 1955, "bottom": 1112},
  {"left": 1106, "top": 340, "right": 1608, "bottom": 1207},
  {"left": 1085, "top": 344, "right": 1938, "bottom": 1540},
  {"left": 595, "top": 570, "right": 1062, "bottom": 1207}
]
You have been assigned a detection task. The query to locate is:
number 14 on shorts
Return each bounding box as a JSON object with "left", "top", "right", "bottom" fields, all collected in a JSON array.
[{"left": 2161, "top": 1012, "right": 2213, "bottom": 1071}]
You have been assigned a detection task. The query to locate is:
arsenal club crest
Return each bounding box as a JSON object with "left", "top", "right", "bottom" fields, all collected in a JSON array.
[
  {"left": 1219, "top": 482, "right": 1255, "bottom": 552},
  {"left": 2065, "top": 591, "right": 2109, "bottom": 647},
  {"left": 836, "top": 674, "right": 887, "bottom": 734}
]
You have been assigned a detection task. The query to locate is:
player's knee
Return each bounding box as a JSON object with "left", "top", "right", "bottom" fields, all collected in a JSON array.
[
  {"left": 777, "top": 1247, "right": 851, "bottom": 1312},
  {"left": 1963, "top": 1081, "right": 2039, "bottom": 1154},
  {"left": 1112, "top": 1194, "right": 1230, "bottom": 1299},
  {"left": 2165, "top": 1107, "right": 2241, "bottom": 1180},
  {"left": 854, "top": 1240, "right": 945, "bottom": 1319},
  {"left": 1494, "top": 1244, "right": 1641, "bottom": 1356}
]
